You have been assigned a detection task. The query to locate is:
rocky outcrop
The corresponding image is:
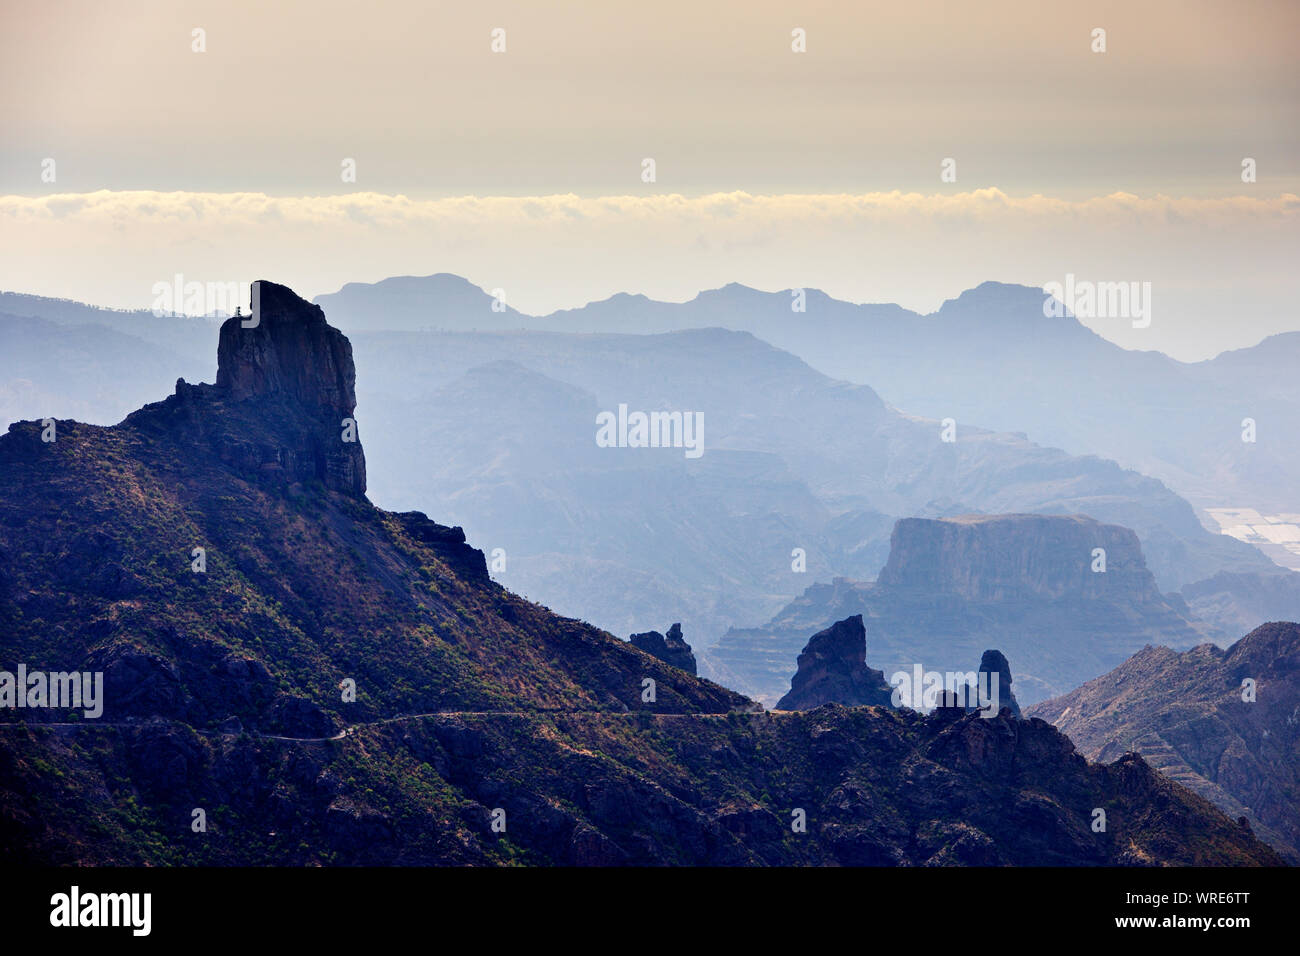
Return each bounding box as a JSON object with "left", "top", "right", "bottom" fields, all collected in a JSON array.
[
  {"left": 977, "top": 649, "right": 1020, "bottom": 717},
  {"left": 215, "top": 280, "right": 366, "bottom": 497},
  {"left": 395, "top": 511, "right": 489, "bottom": 583},
  {"left": 1029, "top": 622, "right": 1300, "bottom": 863},
  {"left": 776, "top": 615, "right": 893, "bottom": 710},
  {"left": 629, "top": 623, "right": 697, "bottom": 675},
  {"left": 713, "top": 515, "right": 1210, "bottom": 706},
  {"left": 117, "top": 280, "right": 367, "bottom": 498},
  {"left": 938, "top": 649, "right": 1021, "bottom": 717}
]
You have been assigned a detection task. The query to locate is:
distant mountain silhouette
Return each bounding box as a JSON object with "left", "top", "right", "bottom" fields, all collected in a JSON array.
[
  {"left": 1181, "top": 569, "right": 1300, "bottom": 640},
  {"left": 315, "top": 275, "right": 1300, "bottom": 514},
  {"left": 0, "top": 312, "right": 211, "bottom": 429},
  {"left": 350, "top": 325, "right": 1273, "bottom": 643},
  {"left": 0, "top": 291, "right": 219, "bottom": 363}
]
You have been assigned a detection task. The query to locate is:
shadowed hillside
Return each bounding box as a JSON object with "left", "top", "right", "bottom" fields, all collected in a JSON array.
[{"left": 1029, "top": 622, "right": 1300, "bottom": 863}]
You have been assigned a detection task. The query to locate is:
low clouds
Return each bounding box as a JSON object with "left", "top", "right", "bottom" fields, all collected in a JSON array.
[
  {"left": 2, "top": 188, "right": 1297, "bottom": 359},
  {"left": 7, "top": 186, "right": 1292, "bottom": 226}
]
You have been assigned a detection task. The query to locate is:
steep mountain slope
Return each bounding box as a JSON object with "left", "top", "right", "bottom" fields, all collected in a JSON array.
[
  {"left": 1028, "top": 622, "right": 1300, "bottom": 863},
  {"left": 0, "top": 282, "right": 743, "bottom": 730},
  {"left": 0, "top": 282, "right": 1278, "bottom": 867},
  {"left": 4, "top": 702, "right": 1281, "bottom": 867},
  {"left": 711, "top": 515, "right": 1212, "bottom": 706}
]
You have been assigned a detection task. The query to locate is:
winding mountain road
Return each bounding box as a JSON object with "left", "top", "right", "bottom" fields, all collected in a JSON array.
[{"left": 0, "top": 707, "right": 751, "bottom": 744}]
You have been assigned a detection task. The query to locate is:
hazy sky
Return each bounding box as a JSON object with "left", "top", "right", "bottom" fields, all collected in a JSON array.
[{"left": 1, "top": 0, "right": 1297, "bottom": 359}]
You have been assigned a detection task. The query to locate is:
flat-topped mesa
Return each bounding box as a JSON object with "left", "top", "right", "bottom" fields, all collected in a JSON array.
[
  {"left": 877, "top": 513, "right": 1157, "bottom": 603},
  {"left": 207, "top": 280, "right": 366, "bottom": 497},
  {"left": 709, "top": 513, "right": 1208, "bottom": 707}
]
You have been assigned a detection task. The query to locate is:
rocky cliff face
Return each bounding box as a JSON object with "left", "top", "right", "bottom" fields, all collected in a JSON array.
[
  {"left": 216, "top": 281, "right": 357, "bottom": 410},
  {"left": 1029, "top": 622, "right": 1300, "bottom": 863},
  {"left": 878, "top": 514, "right": 1155, "bottom": 603},
  {"left": 776, "top": 615, "right": 892, "bottom": 711},
  {"left": 711, "top": 514, "right": 1210, "bottom": 706},
  {"left": 629, "top": 623, "right": 697, "bottom": 675}
]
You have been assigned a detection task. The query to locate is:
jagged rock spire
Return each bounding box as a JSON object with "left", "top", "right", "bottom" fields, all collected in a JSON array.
[
  {"left": 776, "top": 614, "right": 893, "bottom": 710},
  {"left": 211, "top": 280, "right": 366, "bottom": 497},
  {"left": 629, "top": 623, "right": 698, "bottom": 675},
  {"left": 977, "top": 649, "right": 1020, "bottom": 717}
]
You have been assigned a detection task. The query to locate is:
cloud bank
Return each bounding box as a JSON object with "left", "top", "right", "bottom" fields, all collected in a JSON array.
[{"left": 2, "top": 189, "right": 1297, "bottom": 359}]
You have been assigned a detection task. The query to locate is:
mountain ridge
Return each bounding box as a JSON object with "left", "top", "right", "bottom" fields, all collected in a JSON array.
[
  {"left": 1028, "top": 621, "right": 1300, "bottom": 862},
  {"left": 2, "top": 284, "right": 1281, "bottom": 654},
  {"left": 312, "top": 273, "right": 1300, "bottom": 513}
]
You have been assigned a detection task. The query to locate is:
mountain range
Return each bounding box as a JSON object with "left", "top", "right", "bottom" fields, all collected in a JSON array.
[
  {"left": 0, "top": 281, "right": 1280, "bottom": 866},
  {"left": 1, "top": 277, "right": 1294, "bottom": 693},
  {"left": 315, "top": 275, "right": 1300, "bottom": 516}
]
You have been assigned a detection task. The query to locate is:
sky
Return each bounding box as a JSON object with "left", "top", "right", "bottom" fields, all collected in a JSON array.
[{"left": 1, "top": 0, "right": 1297, "bottom": 359}]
